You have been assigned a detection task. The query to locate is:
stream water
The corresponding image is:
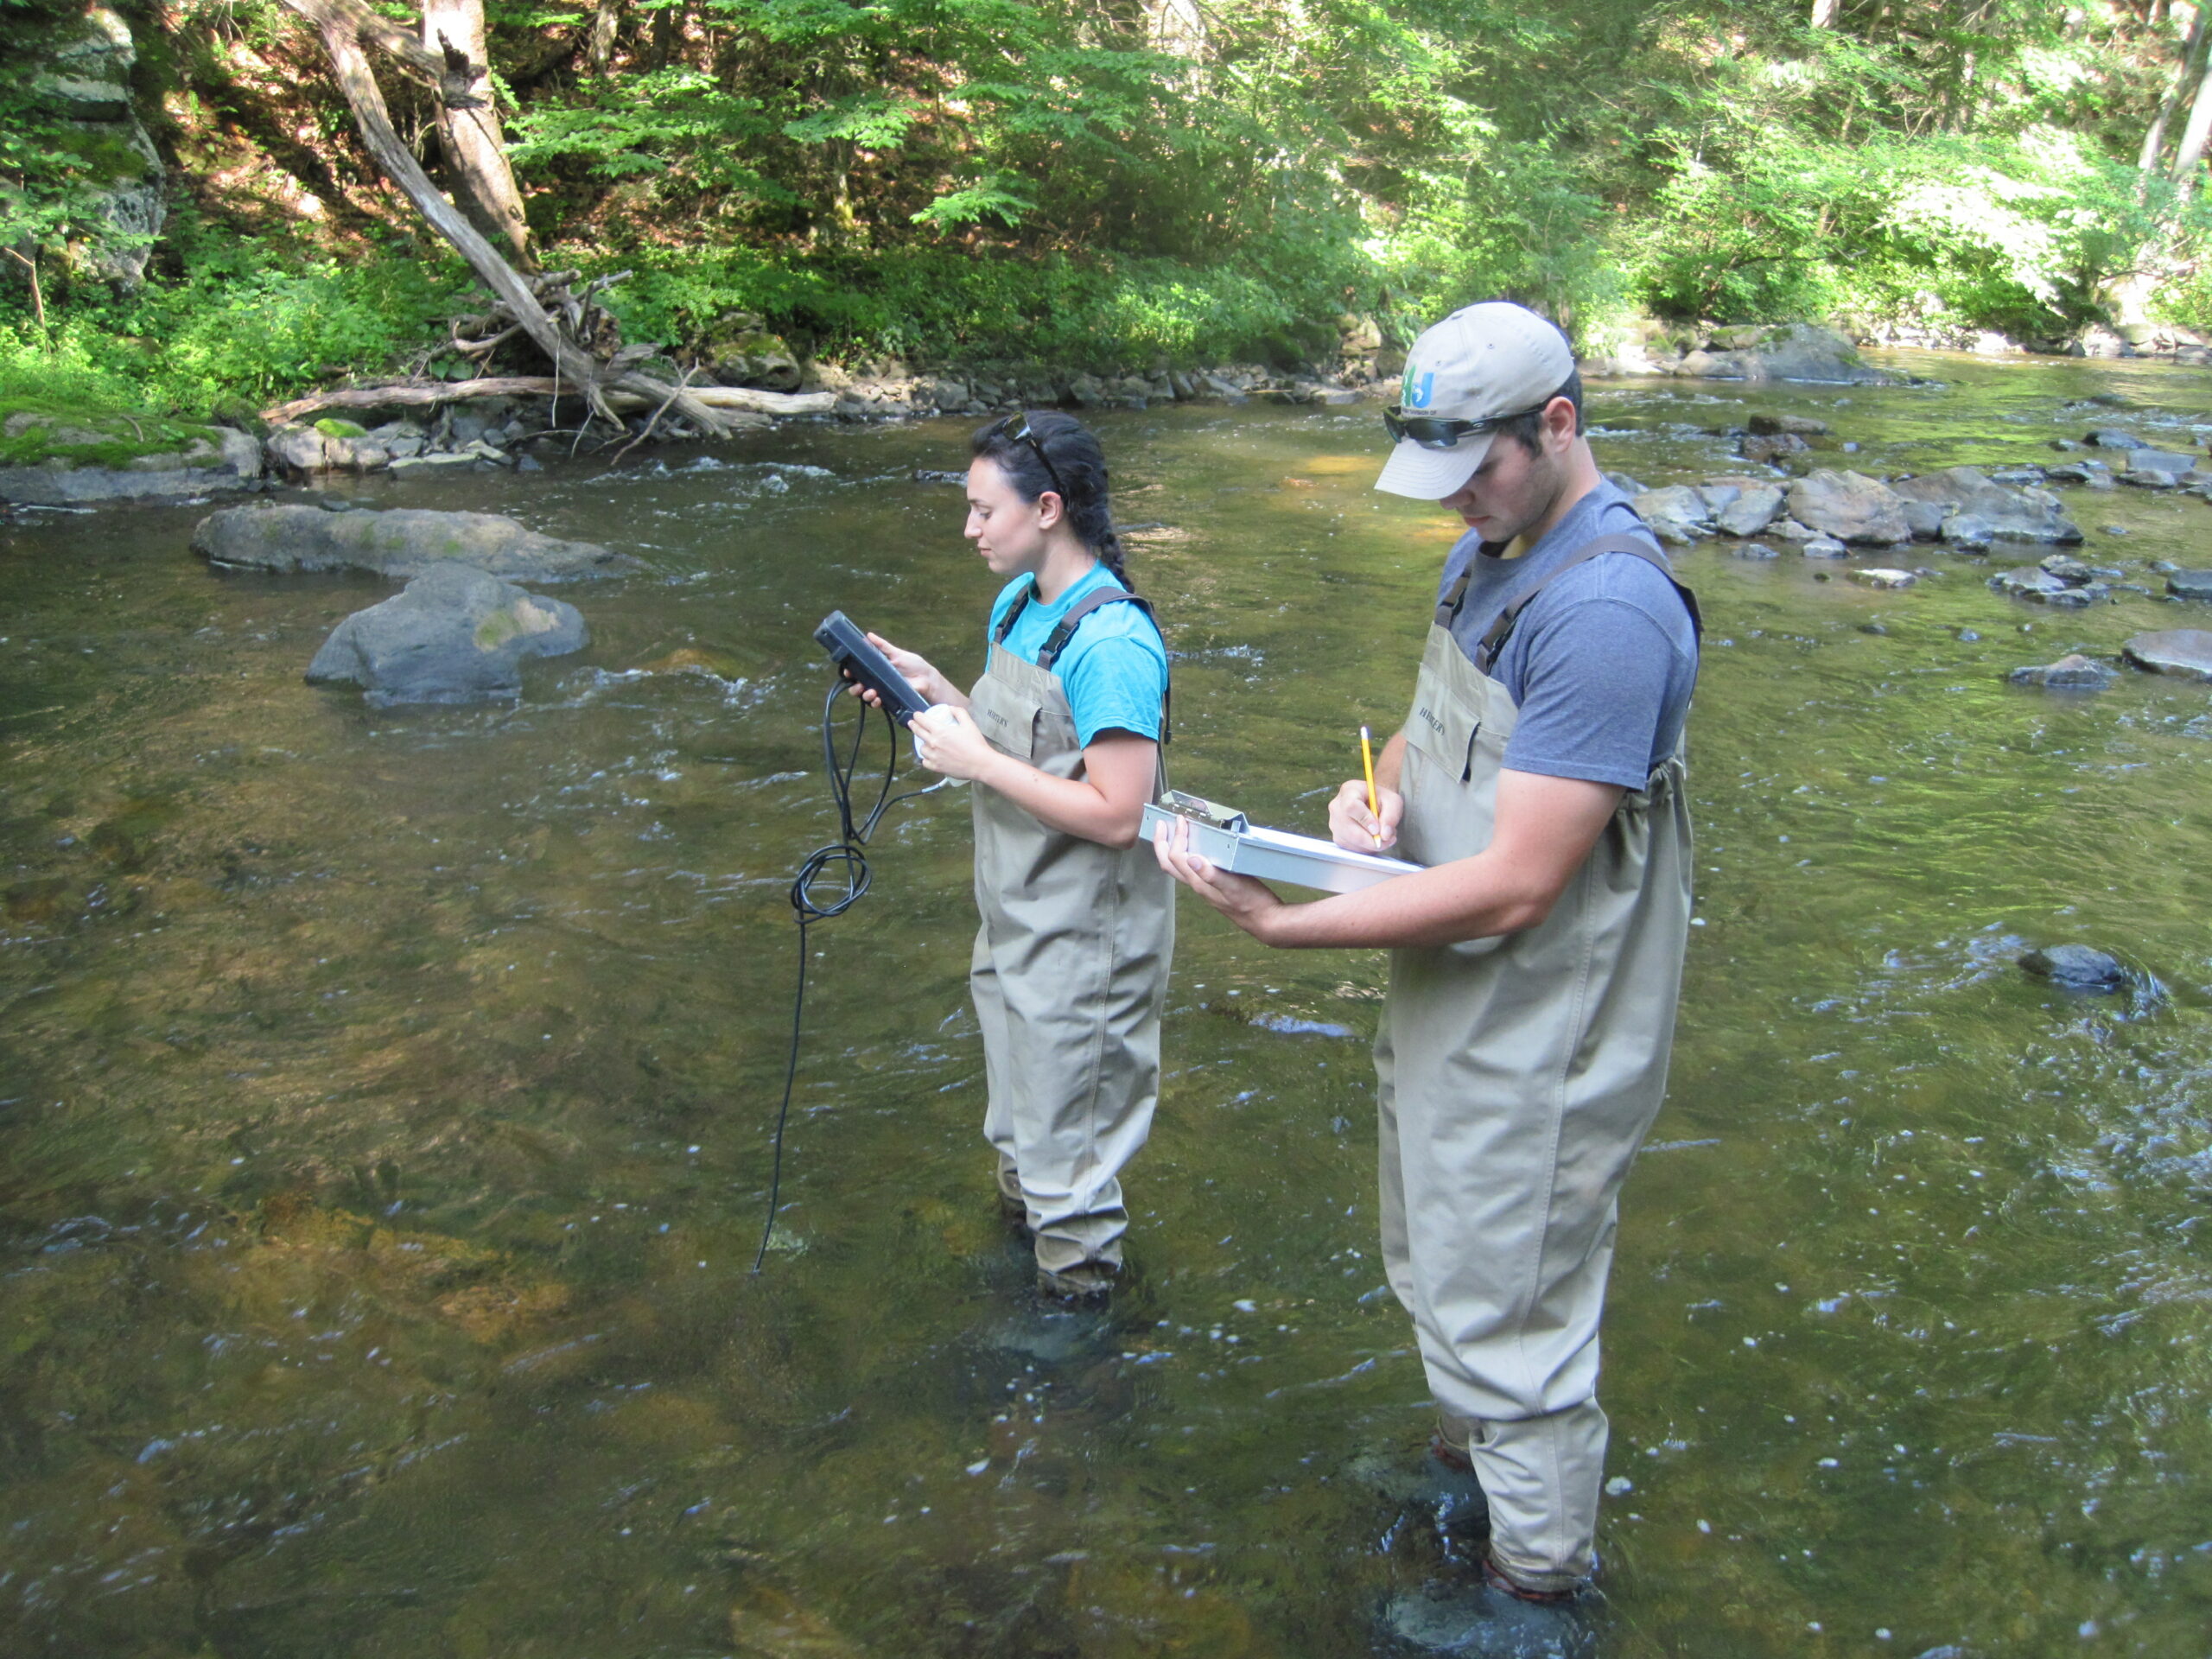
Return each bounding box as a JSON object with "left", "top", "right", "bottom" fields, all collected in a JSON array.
[{"left": 4, "top": 352, "right": 2211, "bottom": 1657}]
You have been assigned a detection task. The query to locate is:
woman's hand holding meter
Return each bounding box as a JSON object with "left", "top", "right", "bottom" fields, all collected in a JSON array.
[
  {"left": 911, "top": 705, "right": 997, "bottom": 781},
  {"left": 842, "top": 632, "right": 969, "bottom": 713}
]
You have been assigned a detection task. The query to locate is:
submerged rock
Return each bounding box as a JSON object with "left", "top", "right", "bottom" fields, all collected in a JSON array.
[
  {"left": 2120, "top": 628, "right": 2212, "bottom": 679},
  {"left": 1740, "top": 431, "right": 1808, "bottom": 464},
  {"left": 1249, "top": 1012, "right": 1357, "bottom": 1039},
  {"left": 1746, "top": 411, "right": 1829, "bottom": 436},
  {"left": 306, "top": 564, "right": 588, "bottom": 706},
  {"left": 1849, "top": 567, "right": 1916, "bottom": 589},
  {"left": 2007, "top": 653, "right": 2115, "bottom": 690},
  {"left": 1991, "top": 566, "right": 2103, "bottom": 607},
  {"left": 1787, "top": 470, "right": 1912, "bottom": 545},
  {"left": 2018, "top": 944, "right": 2129, "bottom": 992},
  {"left": 193, "top": 504, "right": 637, "bottom": 582}
]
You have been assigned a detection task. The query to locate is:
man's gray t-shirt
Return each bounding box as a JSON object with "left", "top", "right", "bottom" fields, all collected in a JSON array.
[{"left": 1433, "top": 480, "right": 1698, "bottom": 790}]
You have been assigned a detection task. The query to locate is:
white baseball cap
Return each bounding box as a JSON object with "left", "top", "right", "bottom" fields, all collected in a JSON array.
[{"left": 1375, "top": 302, "right": 1577, "bottom": 499}]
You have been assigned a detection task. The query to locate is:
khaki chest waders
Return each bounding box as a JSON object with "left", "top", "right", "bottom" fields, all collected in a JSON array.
[
  {"left": 1377, "top": 538, "right": 1696, "bottom": 1591},
  {"left": 965, "top": 597, "right": 1173, "bottom": 1281}
]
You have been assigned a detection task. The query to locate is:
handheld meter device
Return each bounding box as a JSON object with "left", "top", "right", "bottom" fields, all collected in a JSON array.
[{"left": 813, "top": 611, "right": 933, "bottom": 726}]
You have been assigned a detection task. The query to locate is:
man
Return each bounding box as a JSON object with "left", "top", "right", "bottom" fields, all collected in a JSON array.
[{"left": 1154, "top": 302, "right": 1699, "bottom": 1649}]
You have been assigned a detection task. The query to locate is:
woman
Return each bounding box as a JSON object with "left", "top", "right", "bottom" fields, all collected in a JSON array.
[{"left": 861, "top": 412, "right": 1173, "bottom": 1302}]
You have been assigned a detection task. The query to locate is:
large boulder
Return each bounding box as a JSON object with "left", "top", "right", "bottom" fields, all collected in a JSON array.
[
  {"left": 265, "top": 422, "right": 394, "bottom": 476},
  {"left": 1888, "top": 467, "right": 2082, "bottom": 545},
  {"left": 1785, "top": 469, "right": 1911, "bottom": 545},
  {"left": 0, "top": 410, "right": 261, "bottom": 505},
  {"left": 696, "top": 311, "right": 803, "bottom": 392},
  {"left": 1632, "top": 486, "right": 1711, "bottom": 545},
  {"left": 2120, "top": 629, "right": 2212, "bottom": 680},
  {"left": 1707, "top": 479, "right": 1785, "bottom": 537},
  {"left": 192, "top": 504, "right": 638, "bottom": 582},
  {"left": 1748, "top": 324, "right": 1891, "bottom": 385},
  {"left": 306, "top": 565, "right": 588, "bottom": 706},
  {"left": 22, "top": 7, "right": 164, "bottom": 288},
  {"left": 2117, "top": 448, "right": 2200, "bottom": 487}
]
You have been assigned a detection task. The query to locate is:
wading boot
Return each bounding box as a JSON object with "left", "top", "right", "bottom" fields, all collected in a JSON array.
[
  {"left": 1357, "top": 1417, "right": 1491, "bottom": 1553},
  {"left": 1035, "top": 1259, "right": 1117, "bottom": 1304},
  {"left": 1377, "top": 1561, "right": 1599, "bottom": 1659}
]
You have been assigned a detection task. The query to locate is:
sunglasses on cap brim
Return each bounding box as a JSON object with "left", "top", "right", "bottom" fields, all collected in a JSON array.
[{"left": 1383, "top": 401, "right": 1552, "bottom": 450}]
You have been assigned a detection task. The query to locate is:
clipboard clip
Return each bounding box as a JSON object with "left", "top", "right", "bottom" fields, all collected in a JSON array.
[{"left": 1155, "top": 790, "right": 1249, "bottom": 835}]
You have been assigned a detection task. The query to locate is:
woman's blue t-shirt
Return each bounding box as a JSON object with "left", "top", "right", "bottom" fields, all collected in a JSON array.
[{"left": 985, "top": 565, "right": 1168, "bottom": 745}]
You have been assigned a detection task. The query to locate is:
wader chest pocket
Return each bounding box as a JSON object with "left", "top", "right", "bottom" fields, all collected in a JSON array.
[
  {"left": 971, "top": 681, "right": 1040, "bottom": 760},
  {"left": 1405, "top": 692, "right": 1480, "bottom": 783}
]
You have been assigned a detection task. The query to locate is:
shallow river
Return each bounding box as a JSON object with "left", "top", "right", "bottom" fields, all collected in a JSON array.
[{"left": 4, "top": 353, "right": 2212, "bottom": 1657}]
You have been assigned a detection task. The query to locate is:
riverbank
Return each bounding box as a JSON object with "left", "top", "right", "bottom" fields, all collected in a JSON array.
[{"left": 11, "top": 318, "right": 2212, "bottom": 512}]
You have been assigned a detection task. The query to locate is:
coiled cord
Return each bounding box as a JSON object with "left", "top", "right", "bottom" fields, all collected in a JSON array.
[{"left": 753, "top": 679, "right": 940, "bottom": 1270}]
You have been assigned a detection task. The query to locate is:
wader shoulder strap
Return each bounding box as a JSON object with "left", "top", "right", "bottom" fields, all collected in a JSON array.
[
  {"left": 991, "top": 578, "right": 1039, "bottom": 645},
  {"left": 1470, "top": 534, "right": 1702, "bottom": 677},
  {"left": 988, "top": 583, "right": 1173, "bottom": 744},
  {"left": 1042, "top": 588, "right": 1173, "bottom": 747},
  {"left": 1034, "top": 587, "right": 1150, "bottom": 671}
]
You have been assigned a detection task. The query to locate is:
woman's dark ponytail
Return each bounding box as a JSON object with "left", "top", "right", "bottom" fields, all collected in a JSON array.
[{"left": 972, "top": 411, "right": 1132, "bottom": 591}]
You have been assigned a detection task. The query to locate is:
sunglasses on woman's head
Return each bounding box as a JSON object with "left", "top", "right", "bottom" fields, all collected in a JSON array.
[
  {"left": 1382, "top": 402, "right": 1551, "bottom": 450},
  {"left": 989, "top": 415, "right": 1070, "bottom": 500}
]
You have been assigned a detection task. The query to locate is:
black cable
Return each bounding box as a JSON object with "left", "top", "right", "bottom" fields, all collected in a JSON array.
[{"left": 753, "top": 679, "right": 918, "bottom": 1271}]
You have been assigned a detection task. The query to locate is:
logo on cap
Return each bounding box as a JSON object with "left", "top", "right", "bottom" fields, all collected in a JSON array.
[{"left": 1400, "top": 363, "right": 1435, "bottom": 410}]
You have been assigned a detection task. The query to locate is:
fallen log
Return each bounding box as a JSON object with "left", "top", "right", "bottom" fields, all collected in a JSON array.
[{"left": 264, "top": 378, "right": 838, "bottom": 426}]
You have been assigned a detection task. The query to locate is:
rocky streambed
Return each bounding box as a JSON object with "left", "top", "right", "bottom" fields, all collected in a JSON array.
[{"left": 6, "top": 349, "right": 2212, "bottom": 1658}]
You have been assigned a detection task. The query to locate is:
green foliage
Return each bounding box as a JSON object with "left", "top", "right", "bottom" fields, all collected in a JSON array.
[
  {"left": 592, "top": 239, "right": 1357, "bottom": 368},
  {"left": 14, "top": 0, "right": 2212, "bottom": 410},
  {"left": 0, "top": 232, "right": 467, "bottom": 413},
  {"left": 0, "top": 322, "right": 158, "bottom": 414}
]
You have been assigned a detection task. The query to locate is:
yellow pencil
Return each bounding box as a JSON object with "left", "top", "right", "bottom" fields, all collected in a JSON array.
[{"left": 1359, "top": 724, "right": 1382, "bottom": 847}]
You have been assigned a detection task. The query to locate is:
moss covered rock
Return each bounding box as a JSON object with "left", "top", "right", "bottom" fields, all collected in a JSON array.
[{"left": 0, "top": 403, "right": 262, "bottom": 505}]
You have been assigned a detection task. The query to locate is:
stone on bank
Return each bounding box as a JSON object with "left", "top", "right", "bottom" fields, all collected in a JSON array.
[{"left": 1, "top": 410, "right": 262, "bottom": 506}]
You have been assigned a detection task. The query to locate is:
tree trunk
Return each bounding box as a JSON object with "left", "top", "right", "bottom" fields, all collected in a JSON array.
[
  {"left": 422, "top": 0, "right": 533, "bottom": 265},
  {"left": 589, "top": 0, "right": 620, "bottom": 70},
  {"left": 2142, "top": 6, "right": 2211, "bottom": 182},
  {"left": 2171, "top": 31, "right": 2212, "bottom": 198},
  {"left": 1810, "top": 0, "right": 1840, "bottom": 28},
  {"left": 276, "top": 0, "right": 730, "bottom": 436}
]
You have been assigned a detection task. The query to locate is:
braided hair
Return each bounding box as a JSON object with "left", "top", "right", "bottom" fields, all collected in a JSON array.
[{"left": 971, "top": 411, "right": 1131, "bottom": 589}]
